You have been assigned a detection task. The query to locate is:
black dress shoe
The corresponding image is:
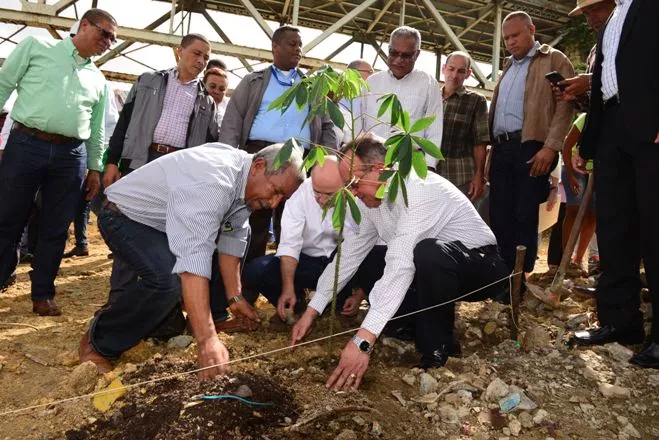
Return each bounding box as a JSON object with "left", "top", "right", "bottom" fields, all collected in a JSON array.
[
  {"left": 574, "top": 325, "right": 645, "bottom": 346},
  {"left": 416, "top": 340, "right": 461, "bottom": 370},
  {"left": 63, "top": 245, "right": 89, "bottom": 258},
  {"left": 630, "top": 343, "right": 659, "bottom": 369}
]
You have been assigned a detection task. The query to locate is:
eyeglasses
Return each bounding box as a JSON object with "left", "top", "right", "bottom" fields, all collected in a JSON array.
[
  {"left": 312, "top": 187, "right": 335, "bottom": 198},
  {"left": 88, "top": 20, "right": 117, "bottom": 44},
  {"left": 388, "top": 50, "right": 417, "bottom": 60}
]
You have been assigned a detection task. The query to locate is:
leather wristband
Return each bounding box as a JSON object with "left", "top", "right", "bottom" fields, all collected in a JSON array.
[{"left": 228, "top": 294, "right": 244, "bottom": 305}]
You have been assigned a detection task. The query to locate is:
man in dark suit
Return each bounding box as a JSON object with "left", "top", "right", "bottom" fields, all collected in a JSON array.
[{"left": 572, "top": 0, "right": 659, "bottom": 369}]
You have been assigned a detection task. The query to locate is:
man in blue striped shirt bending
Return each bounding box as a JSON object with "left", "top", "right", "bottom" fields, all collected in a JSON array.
[{"left": 79, "top": 142, "right": 304, "bottom": 379}]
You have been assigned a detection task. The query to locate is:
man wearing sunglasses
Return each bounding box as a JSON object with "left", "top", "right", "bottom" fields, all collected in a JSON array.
[
  {"left": 0, "top": 8, "right": 117, "bottom": 316},
  {"left": 356, "top": 26, "right": 443, "bottom": 170}
]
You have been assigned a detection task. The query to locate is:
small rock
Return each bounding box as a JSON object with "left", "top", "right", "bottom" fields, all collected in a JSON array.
[
  {"left": 582, "top": 366, "right": 600, "bottom": 382},
  {"left": 616, "top": 416, "right": 629, "bottom": 426},
  {"left": 620, "top": 423, "right": 641, "bottom": 439},
  {"left": 334, "top": 429, "right": 357, "bottom": 440},
  {"left": 284, "top": 417, "right": 292, "bottom": 425},
  {"left": 419, "top": 372, "right": 438, "bottom": 394},
  {"left": 566, "top": 312, "right": 591, "bottom": 329},
  {"left": 467, "top": 326, "right": 483, "bottom": 339},
  {"left": 485, "top": 378, "right": 510, "bottom": 402},
  {"left": 55, "top": 351, "right": 79, "bottom": 367},
  {"left": 522, "top": 326, "right": 551, "bottom": 351},
  {"left": 598, "top": 383, "right": 631, "bottom": 398},
  {"left": 290, "top": 367, "right": 305, "bottom": 377},
  {"left": 508, "top": 418, "right": 522, "bottom": 437},
  {"left": 371, "top": 421, "right": 383, "bottom": 436},
  {"left": 438, "top": 405, "right": 459, "bottom": 424},
  {"left": 648, "top": 374, "right": 659, "bottom": 387},
  {"left": 391, "top": 390, "right": 406, "bottom": 406},
  {"left": 352, "top": 415, "right": 366, "bottom": 426},
  {"left": 401, "top": 374, "right": 415, "bottom": 386},
  {"left": 579, "top": 403, "right": 595, "bottom": 412},
  {"left": 233, "top": 385, "right": 253, "bottom": 398},
  {"left": 484, "top": 321, "right": 497, "bottom": 335},
  {"left": 502, "top": 427, "right": 511, "bottom": 436},
  {"left": 532, "top": 409, "right": 549, "bottom": 425},
  {"left": 167, "top": 335, "right": 193, "bottom": 349},
  {"left": 456, "top": 389, "right": 473, "bottom": 404},
  {"left": 519, "top": 411, "right": 534, "bottom": 428},
  {"left": 67, "top": 361, "right": 99, "bottom": 394},
  {"left": 122, "top": 363, "right": 137, "bottom": 374},
  {"left": 605, "top": 343, "right": 634, "bottom": 363}
]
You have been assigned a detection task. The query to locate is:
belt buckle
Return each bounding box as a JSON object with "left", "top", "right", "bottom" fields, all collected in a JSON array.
[{"left": 156, "top": 144, "right": 167, "bottom": 153}]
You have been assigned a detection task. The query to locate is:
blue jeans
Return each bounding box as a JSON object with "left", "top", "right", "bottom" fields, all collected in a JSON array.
[
  {"left": 92, "top": 207, "right": 183, "bottom": 358},
  {"left": 0, "top": 129, "right": 85, "bottom": 299},
  {"left": 73, "top": 191, "right": 92, "bottom": 247}
]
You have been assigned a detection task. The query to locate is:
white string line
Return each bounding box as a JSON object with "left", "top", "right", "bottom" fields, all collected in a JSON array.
[{"left": 0, "top": 270, "right": 522, "bottom": 417}]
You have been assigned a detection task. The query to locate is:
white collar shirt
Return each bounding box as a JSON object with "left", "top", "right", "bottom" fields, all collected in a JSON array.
[
  {"left": 307, "top": 173, "right": 496, "bottom": 336},
  {"left": 601, "top": 0, "right": 633, "bottom": 100}
]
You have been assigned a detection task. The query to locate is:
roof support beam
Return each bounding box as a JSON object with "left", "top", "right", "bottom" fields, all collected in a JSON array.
[
  {"left": 96, "top": 8, "right": 178, "bottom": 67},
  {"left": 399, "top": 0, "right": 405, "bottom": 26},
  {"left": 0, "top": 9, "right": 346, "bottom": 70},
  {"left": 20, "top": 0, "right": 78, "bottom": 16},
  {"left": 420, "top": 0, "right": 491, "bottom": 88},
  {"left": 202, "top": 10, "right": 253, "bottom": 73},
  {"left": 292, "top": 0, "right": 299, "bottom": 25},
  {"left": 302, "top": 0, "right": 378, "bottom": 54},
  {"left": 238, "top": 0, "right": 273, "bottom": 39},
  {"left": 365, "top": 0, "right": 396, "bottom": 33},
  {"left": 491, "top": 2, "right": 503, "bottom": 81},
  {"left": 324, "top": 37, "right": 353, "bottom": 61}
]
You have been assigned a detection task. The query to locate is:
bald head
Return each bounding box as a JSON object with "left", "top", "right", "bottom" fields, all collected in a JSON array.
[
  {"left": 310, "top": 156, "right": 342, "bottom": 207},
  {"left": 347, "top": 59, "right": 374, "bottom": 80}
]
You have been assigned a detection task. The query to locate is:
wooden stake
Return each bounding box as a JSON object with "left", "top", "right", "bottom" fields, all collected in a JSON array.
[{"left": 510, "top": 245, "right": 527, "bottom": 340}]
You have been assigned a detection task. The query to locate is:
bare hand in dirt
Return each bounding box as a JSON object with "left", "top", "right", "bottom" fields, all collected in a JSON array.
[
  {"left": 290, "top": 311, "right": 315, "bottom": 346},
  {"left": 341, "top": 290, "right": 365, "bottom": 317},
  {"left": 277, "top": 287, "right": 297, "bottom": 321},
  {"left": 103, "top": 164, "right": 122, "bottom": 188},
  {"left": 527, "top": 147, "right": 556, "bottom": 177},
  {"left": 84, "top": 170, "right": 101, "bottom": 201},
  {"left": 197, "top": 337, "right": 230, "bottom": 380},
  {"left": 229, "top": 299, "right": 260, "bottom": 325},
  {"left": 326, "top": 342, "right": 369, "bottom": 391}
]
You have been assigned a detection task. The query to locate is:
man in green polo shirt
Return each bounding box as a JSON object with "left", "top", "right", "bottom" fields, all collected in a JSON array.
[{"left": 0, "top": 8, "right": 117, "bottom": 316}]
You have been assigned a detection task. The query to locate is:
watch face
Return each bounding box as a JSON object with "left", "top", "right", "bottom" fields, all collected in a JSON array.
[{"left": 359, "top": 341, "right": 370, "bottom": 352}]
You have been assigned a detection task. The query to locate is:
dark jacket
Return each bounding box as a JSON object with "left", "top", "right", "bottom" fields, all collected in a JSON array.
[
  {"left": 218, "top": 66, "right": 336, "bottom": 150},
  {"left": 580, "top": 0, "right": 659, "bottom": 158},
  {"left": 107, "top": 68, "right": 218, "bottom": 169}
]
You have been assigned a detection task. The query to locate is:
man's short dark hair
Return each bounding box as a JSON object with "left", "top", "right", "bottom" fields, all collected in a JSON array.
[
  {"left": 181, "top": 33, "right": 210, "bottom": 48},
  {"left": 206, "top": 59, "right": 227, "bottom": 71},
  {"left": 272, "top": 25, "right": 301, "bottom": 44},
  {"left": 340, "top": 133, "right": 387, "bottom": 167},
  {"left": 81, "top": 8, "right": 117, "bottom": 27}
]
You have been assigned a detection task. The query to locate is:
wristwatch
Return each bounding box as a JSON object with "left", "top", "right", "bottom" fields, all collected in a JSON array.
[
  {"left": 228, "top": 294, "right": 244, "bottom": 305},
  {"left": 351, "top": 335, "right": 373, "bottom": 354}
]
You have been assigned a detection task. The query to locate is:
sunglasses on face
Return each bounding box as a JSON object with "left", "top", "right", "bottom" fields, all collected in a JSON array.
[
  {"left": 88, "top": 20, "right": 117, "bottom": 44},
  {"left": 388, "top": 50, "right": 416, "bottom": 60}
]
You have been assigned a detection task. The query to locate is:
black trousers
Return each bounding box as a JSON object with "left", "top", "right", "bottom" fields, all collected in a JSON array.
[
  {"left": 489, "top": 140, "right": 555, "bottom": 272},
  {"left": 594, "top": 104, "right": 658, "bottom": 342},
  {"left": 372, "top": 240, "right": 509, "bottom": 354}
]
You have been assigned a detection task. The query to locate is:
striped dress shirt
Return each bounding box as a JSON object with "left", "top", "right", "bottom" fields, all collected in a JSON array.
[
  {"left": 357, "top": 70, "right": 444, "bottom": 168},
  {"left": 308, "top": 173, "right": 496, "bottom": 336},
  {"left": 152, "top": 69, "right": 199, "bottom": 149},
  {"left": 104, "top": 143, "right": 252, "bottom": 279},
  {"left": 601, "top": 0, "right": 633, "bottom": 101}
]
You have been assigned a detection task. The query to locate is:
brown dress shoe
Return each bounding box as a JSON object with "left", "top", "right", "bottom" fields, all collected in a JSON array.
[
  {"left": 32, "top": 299, "right": 62, "bottom": 316},
  {"left": 79, "top": 332, "right": 113, "bottom": 373}
]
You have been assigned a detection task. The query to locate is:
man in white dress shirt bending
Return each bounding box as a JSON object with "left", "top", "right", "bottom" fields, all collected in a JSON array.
[
  {"left": 291, "top": 134, "right": 510, "bottom": 391},
  {"left": 243, "top": 157, "right": 380, "bottom": 323}
]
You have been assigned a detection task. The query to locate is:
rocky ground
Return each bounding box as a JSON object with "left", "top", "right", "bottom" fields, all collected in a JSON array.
[{"left": 0, "top": 221, "right": 657, "bottom": 440}]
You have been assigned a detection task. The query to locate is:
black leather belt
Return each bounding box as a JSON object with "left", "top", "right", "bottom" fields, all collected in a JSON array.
[
  {"left": 603, "top": 94, "right": 620, "bottom": 110},
  {"left": 103, "top": 201, "right": 122, "bottom": 214},
  {"left": 493, "top": 130, "right": 522, "bottom": 145}
]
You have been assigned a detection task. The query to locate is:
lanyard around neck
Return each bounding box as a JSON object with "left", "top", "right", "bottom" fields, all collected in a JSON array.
[{"left": 271, "top": 66, "right": 299, "bottom": 87}]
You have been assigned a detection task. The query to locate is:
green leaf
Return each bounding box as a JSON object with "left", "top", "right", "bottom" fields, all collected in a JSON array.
[
  {"left": 412, "top": 150, "right": 427, "bottom": 178},
  {"left": 384, "top": 133, "right": 405, "bottom": 147},
  {"left": 412, "top": 136, "right": 444, "bottom": 160},
  {"left": 303, "top": 146, "right": 318, "bottom": 171},
  {"left": 267, "top": 84, "right": 298, "bottom": 113},
  {"left": 295, "top": 84, "right": 308, "bottom": 110},
  {"left": 273, "top": 139, "right": 293, "bottom": 170},
  {"left": 398, "top": 153, "right": 412, "bottom": 177},
  {"left": 398, "top": 110, "right": 410, "bottom": 132},
  {"left": 327, "top": 99, "right": 345, "bottom": 130},
  {"left": 376, "top": 94, "right": 394, "bottom": 118},
  {"left": 409, "top": 115, "right": 436, "bottom": 134},
  {"left": 384, "top": 139, "right": 401, "bottom": 167},
  {"left": 332, "top": 191, "right": 346, "bottom": 231},
  {"left": 399, "top": 174, "right": 409, "bottom": 206},
  {"left": 378, "top": 169, "right": 396, "bottom": 182},
  {"left": 375, "top": 183, "right": 386, "bottom": 199},
  {"left": 316, "top": 146, "right": 326, "bottom": 166},
  {"left": 345, "top": 191, "right": 361, "bottom": 225},
  {"left": 388, "top": 173, "right": 399, "bottom": 203},
  {"left": 390, "top": 97, "right": 402, "bottom": 127}
]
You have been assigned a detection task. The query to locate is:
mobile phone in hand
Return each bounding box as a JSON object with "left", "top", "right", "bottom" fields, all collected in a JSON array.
[{"left": 545, "top": 71, "right": 566, "bottom": 90}]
